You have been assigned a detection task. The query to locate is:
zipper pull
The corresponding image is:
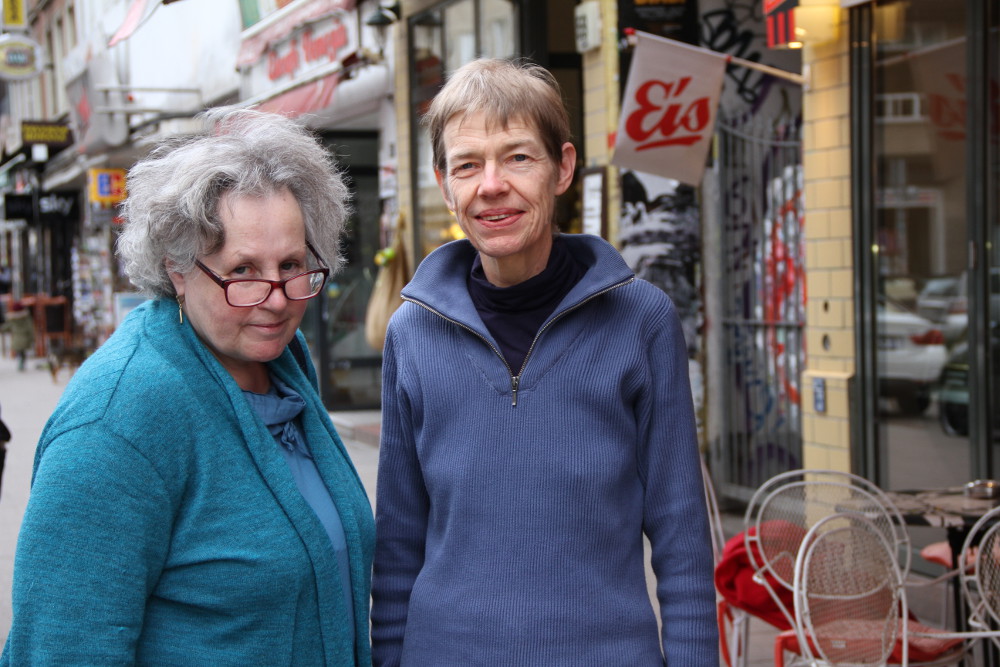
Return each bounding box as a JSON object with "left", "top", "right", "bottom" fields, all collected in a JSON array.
[{"left": 511, "top": 376, "right": 519, "bottom": 407}]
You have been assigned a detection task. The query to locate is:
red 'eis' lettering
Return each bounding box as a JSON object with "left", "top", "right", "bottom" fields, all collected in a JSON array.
[{"left": 624, "top": 76, "right": 711, "bottom": 151}]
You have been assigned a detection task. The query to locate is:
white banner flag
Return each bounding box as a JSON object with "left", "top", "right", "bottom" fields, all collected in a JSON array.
[{"left": 613, "top": 31, "right": 727, "bottom": 186}]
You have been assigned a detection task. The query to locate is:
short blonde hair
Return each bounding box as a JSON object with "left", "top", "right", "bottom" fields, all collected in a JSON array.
[{"left": 423, "top": 58, "right": 571, "bottom": 173}]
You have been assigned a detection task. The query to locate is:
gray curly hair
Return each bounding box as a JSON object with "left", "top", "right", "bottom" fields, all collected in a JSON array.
[{"left": 116, "top": 106, "right": 351, "bottom": 298}]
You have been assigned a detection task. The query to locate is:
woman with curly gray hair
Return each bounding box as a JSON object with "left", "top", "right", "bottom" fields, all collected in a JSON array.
[{"left": 3, "top": 107, "right": 375, "bottom": 665}]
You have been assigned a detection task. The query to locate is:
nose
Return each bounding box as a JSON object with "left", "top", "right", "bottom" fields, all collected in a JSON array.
[
  {"left": 477, "top": 161, "right": 508, "bottom": 197},
  {"left": 258, "top": 280, "right": 290, "bottom": 309}
]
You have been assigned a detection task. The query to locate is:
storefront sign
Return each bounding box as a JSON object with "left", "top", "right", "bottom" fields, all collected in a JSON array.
[
  {"left": 618, "top": 0, "right": 696, "bottom": 42},
  {"left": 613, "top": 31, "right": 726, "bottom": 185},
  {"left": 3, "top": 191, "right": 79, "bottom": 225},
  {"left": 88, "top": 168, "right": 127, "bottom": 206},
  {"left": 0, "top": 33, "right": 42, "bottom": 81},
  {"left": 3, "top": 193, "right": 32, "bottom": 220},
  {"left": 266, "top": 16, "right": 350, "bottom": 81},
  {"left": 2, "top": 0, "right": 27, "bottom": 31},
  {"left": 763, "top": 0, "right": 799, "bottom": 48},
  {"left": 21, "top": 120, "right": 74, "bottom": 149}
]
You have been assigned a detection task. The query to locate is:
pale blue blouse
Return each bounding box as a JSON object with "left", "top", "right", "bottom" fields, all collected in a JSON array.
[{"left": 244, "top": 375, "right": 355, "bottom": 639}]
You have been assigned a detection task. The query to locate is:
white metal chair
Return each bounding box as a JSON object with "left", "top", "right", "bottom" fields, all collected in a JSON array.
[
  {"left": 787, "top": 510, "right": 1000, "bottom": 667},
  {"left": 743, "top": 469, "right": 912, "bottom": 624},
  {"left": 959, "top": 505, "right": 1000, "bottom": 652},
  {"left": 741, "top": 469, "right": 914, "bottom": 665},
  {"left": 793, "top": 512, "right": 907, "bottom": 666}
]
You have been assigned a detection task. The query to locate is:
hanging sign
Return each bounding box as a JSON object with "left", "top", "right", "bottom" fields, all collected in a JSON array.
[
  {"left": 88, "top": 168, "right": 128, "bottom": 207},
  {"left": 22, "top": 120, "right": 74, "bottom": 149},
  {"left": 0, "top": 33, "right": 42, "bottom": 80},
  {"left": 612, "top": 31, "right": 726, "bottom": 185},
  {"left": 2, "top": 0, "right": 27, "bottom": 31}
]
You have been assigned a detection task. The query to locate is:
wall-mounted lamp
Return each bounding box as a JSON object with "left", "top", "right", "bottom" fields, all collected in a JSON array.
[
  {"left": 790, "top": 1, "right": 841, "bottom": 49},
  {"left": 365, "top": 2, "right": 400, "bottom": 58},
  {"left": 764, "top": 0, "right": 841, "bottom": 50}
]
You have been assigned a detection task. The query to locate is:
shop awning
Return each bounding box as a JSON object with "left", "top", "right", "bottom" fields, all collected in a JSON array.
[
  {"left": 246, "top": 63, "right": 388, "bottom": 128},
  {"left": 256, "top": 73, "right": 342, "bottom": 118}
]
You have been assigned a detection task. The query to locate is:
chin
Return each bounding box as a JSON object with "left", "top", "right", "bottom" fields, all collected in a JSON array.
[{"left": 247, "top": 340, "right": 292, "bottom": 363}]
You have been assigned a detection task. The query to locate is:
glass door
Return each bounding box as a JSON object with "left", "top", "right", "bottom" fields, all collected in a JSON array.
[
  {"left": 985, "top": 0, "right": 1000, "bottom": 475},
  {"left": 871, "top": 0, "right": 972, "bottom": 490}
]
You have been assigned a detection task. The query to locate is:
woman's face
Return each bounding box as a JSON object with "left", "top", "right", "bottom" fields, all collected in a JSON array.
[{"left": 169, "top": 187, "right": 312, "bottom": 390}]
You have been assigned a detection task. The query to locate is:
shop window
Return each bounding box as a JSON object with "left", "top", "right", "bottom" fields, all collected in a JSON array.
[{"left": 408, "top": 0, "right": 519, "bottom": 259}]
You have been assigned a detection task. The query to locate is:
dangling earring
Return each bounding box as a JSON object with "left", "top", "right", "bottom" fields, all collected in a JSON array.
[{"left": 177, "top": 296, "right": 185, "bottom": 324}]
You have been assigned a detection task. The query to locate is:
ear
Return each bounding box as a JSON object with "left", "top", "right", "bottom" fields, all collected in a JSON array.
[
  {"left": 166, "top": 262, "right": 186, "bottom": 299},
  {"left": 434, "top": 168, "right": 456, "bottom": 211},
  {"left": 553, "top": 142, "right": 577, "bottom": 196}
]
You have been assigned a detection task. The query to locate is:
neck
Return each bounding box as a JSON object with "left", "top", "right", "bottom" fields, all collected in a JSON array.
[
  {"left": 221, "top": 357, "right": 270, "bottom": 393},
  {"left": 478, "top": 235, "right": 554, "bottom": 287}
]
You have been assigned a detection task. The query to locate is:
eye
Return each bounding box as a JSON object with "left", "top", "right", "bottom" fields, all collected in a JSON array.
[
  {"left": 231, "top": 265, "right": 252, "bottom": 277},
  {"left": 512, "top": 154, "right": 528, "bottom": 162},
  {"left": 280, "top": 260, "right": 301, "bottom": 273}
]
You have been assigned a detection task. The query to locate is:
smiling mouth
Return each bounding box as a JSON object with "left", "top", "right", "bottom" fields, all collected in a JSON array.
[{"left": 478, "top": 211, "right": 521, "bottom": 223}]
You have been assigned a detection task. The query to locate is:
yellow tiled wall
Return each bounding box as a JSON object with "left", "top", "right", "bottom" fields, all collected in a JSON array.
[
  {"left": 801, "top": 19, "right": 855, "bottom": 472},
  {"left": 579, "top": 0, "right": 621, "bottom": 244}
]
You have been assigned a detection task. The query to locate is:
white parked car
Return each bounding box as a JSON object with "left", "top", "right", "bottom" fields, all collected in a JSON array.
[
  {"left": 915, "top": 276, "right": 966, "bottom": 345},
  {"left": 878, "top": 298, "right": 948, "bottom": 415}
]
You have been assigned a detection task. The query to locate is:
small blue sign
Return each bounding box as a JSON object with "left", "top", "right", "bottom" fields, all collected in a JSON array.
[{"left": 813, "top": 377, "right": 826, "bottom": 413}]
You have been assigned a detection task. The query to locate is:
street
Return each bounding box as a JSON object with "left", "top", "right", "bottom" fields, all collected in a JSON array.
[{"left": 0, "top": 350, "right": 64, "bottom": 643}]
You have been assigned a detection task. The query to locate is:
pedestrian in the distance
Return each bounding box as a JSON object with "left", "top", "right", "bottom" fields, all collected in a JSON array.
[
  {"left": 0, "top": 402, "right": 10, "bottom": 499},
  {"left": 0, "top": 300, "right": 34, "bottom": 371},
  {"left": 371, "top": 58, "right": 718, "bottom": 665},
  {"left": 2, "top": 107, "right": 375, "bottom": 665}
]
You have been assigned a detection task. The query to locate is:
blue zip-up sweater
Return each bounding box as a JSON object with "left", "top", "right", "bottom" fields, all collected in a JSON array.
[
  {"left": 2, "top": 299, "right": 375, "bottom": 666},
  {"left": 371, "top": 234, "right": 718, "bottom": 665}
]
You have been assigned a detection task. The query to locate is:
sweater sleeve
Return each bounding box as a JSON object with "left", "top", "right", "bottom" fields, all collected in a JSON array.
[
  {"left": 639, "top": 301, "right": 720, "bottom": 666},
  {"left": 370, "top": 324, "right": 430, "bottom": 667},
  {"left": 2, "top": 426, "right": 172, "bottom": 666}
]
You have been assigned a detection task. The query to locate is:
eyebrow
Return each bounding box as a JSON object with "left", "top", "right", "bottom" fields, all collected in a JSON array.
[
  {"left": 447, "top": 138, "right": 542, "bottom": 165},
  {"left": 217, "top": 247, "right": 309, "bottom": 268}
]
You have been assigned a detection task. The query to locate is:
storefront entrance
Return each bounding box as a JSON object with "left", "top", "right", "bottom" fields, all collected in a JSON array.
[{"left": 856, "top": 0, "right": 1000, "bottom": 491}]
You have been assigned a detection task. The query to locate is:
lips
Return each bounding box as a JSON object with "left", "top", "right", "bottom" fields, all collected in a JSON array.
[
  {"left": 251, "top": 321, "right": 287, "bottom": 334},
  {"left": 476, "top": 209, "right": 523, "bottom": 225}
]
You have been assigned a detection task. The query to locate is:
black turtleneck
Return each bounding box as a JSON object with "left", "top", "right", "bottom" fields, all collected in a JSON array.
[{"left": 467, "top": 236, "right": 586, "bottom": 375}]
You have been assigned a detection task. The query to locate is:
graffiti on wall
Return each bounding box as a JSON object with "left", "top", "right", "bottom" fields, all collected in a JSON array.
[
  {"left": 757, "top": 164, "right": 805, "bottom": 418},
  {"left": 720, "top": 117, "right": 805, "bottom": 479},
  {"left": 619, "top": 171, "right": 702, "bottom": 353},
  {"left": 616, "top": 0, "right": 804, "bottom": 464}
]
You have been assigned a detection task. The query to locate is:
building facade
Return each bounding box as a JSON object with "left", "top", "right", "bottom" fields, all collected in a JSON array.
[
  {"left": 5, "top": 0, "right": 994, "bottom": 515},
  {"left": 0, "top": 0, "right": 397, "bottom": 411},
  {"left": 801, "top": 0, "right": 1000, "bottom": 500},
  {"left": 385, "top": 0, "right": 1000, "bottom": 515}
]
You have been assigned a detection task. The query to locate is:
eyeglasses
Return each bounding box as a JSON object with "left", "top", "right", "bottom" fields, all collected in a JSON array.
[{"left": 194, "top": 242, "right": 330, "bottom": 307}]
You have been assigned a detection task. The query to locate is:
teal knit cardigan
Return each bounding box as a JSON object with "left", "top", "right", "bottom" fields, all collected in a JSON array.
[{"left": 2, "top": 299, "right": 374, "bottom": 666}]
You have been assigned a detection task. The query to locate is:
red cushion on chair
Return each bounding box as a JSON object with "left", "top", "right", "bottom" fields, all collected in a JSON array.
[
  {"left": 776, "top": 618, "right": 965, "bottom": 664},
  {"left": 714, "top": 521, "right": 806, "bottom": 631}
]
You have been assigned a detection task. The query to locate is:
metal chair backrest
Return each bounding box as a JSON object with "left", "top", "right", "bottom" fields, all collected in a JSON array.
[
  {"left": 793, "top": 512, "right": 904, "bottom": 666},
  {"left": 743, "top": 469, "right": 911, "bottom": 630},
  {"left": 961, "top": 504, "right": 1000, "bottom": 647}
]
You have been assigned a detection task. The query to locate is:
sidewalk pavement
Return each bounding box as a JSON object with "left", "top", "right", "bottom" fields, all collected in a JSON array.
[{"left": 0, "top": 351, "right": 949, "bottom": 665}]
